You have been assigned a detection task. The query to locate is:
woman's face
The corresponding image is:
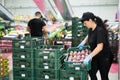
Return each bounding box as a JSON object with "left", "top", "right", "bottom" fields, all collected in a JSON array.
[{"left": 83, "top": 19, "right": 92, "bottom": 29}]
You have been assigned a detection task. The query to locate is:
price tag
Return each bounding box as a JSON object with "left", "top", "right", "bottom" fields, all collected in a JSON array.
[
  {"left": 44, "top": 66, "right": 49, "bottom": 69},
  {"left": 20, "top": 45, "right": 24, "bottom": 49},
  {"left": 43, "top": 63, "right": 48, "bottom": 65},
  {"left": 69, "top": 77, "right": 74, "bottom": 80},
  {"left": 75, "top": 67, "right": 80, "bottom": 70},
  {"left": 44, "top": 56, "right": 48, "bottom": 59},
  {"left": 21, "top": 65, "right": 25, "bottom": 68},
  {"left": 45, "top": 75, "right": 49, "bottom": 79},
  {"left": 21, "top": 55, "right": 25, "bottom": 58},
  {"left": 21, "top": 74, "right": 25, "bottom": 77}
]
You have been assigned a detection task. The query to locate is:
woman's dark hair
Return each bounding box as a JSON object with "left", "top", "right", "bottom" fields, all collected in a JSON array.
[
  {"left": 94, "top": 16, "right": 106, "bottom": 29},
  {"left": 81, "top": 12, "right": 106, "bottom": 30},
  {"left": 81, "top": 12, "right": 109, "bottom": 41}
]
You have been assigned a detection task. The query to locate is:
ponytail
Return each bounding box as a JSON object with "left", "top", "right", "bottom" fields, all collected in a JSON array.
[
  {"left": 94, "top": 16, "right": 105, "bottom": 29},
  {"left": 94, "top": 16, "right": 108, "bottom": 38}
]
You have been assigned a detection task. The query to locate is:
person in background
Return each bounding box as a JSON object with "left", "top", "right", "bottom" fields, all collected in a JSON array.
[
  {"left": 35, "top": 11, "right": 43, "bottom": 20},
  {"left": 77, "top": 12, "right": 113, "bottom": 80},
  {"left": 27, "top": 11, "right": 48, "bottom": 37},
  {"left": 103, "top": 19, "right": 109, "bottom": 30}
]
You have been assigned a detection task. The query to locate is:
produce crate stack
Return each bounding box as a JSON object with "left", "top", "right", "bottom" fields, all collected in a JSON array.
[
  {"left": 0, "top": 39, "right": 12, "bottom": 79},
  {"left": 108, "top": 31, "right": 119, "bottom": 63},
  {"left": 0, "top": 56, "right": 9, "bottom": 78},
  {"left": 60, "top": 47, "right": 91, "bottom": 80},
  {"left": 12, "top": 38, "right": 35, "bottom": 80},
  {"left": 72, "top": 17, "right": 88, "bottom": 47},
  {"left": 34, "top": 45, "right": 66, "bottom": 80}
]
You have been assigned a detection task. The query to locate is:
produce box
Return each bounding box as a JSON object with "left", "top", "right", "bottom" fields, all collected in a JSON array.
[
  {"left": 12, "top": 48, "right": 34, "bottom": 58},
  {"left": 13, "top": 68, "right": 34, "bottom": 79},
  {"left": 13, "top": 58, "right": 34, "bottom": 69},
  {"left": 34, "top": 68, "right": 59, "bottom": 80},
  {"left": 0, "top": 54, "right": 12, "bottom": 78},
  {"left": 34, "top": 49, "right": 64, "bottom": 60},
  {"left": 64, "top": 47, "right": 91, "bottom": 70},
  {"left": 12, "top": 39, "right": 32, "bottom": 49},
  {"left": 60, "top": 69, "right": 88, "bottom": 80},
  {"left": 12, "top": 37, "right": 44, "bottom": 49},
  {"left": 34, "top": 55, "right": 65, "bottom": 70}
]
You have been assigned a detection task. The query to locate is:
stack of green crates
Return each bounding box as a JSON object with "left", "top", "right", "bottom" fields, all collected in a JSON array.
[
  {"left": 12, "top": 38, "right": 35, "bottom": 80},
  {"left": 60, "top": 47, "right": 91, "bottom": 80},
  {"left": 34, "top": 45, "right": 65, "bottom": 80},
  {"left": 12, "top": 37, "right": 44, "bottom": 80},
  {"left": 72, "top": 17, "right": 88, "bottom": 47}
]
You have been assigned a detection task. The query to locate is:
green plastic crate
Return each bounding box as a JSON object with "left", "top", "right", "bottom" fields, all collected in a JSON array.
[
  {"left": 60, "top": 69, "right": 88, "bottom": 80},
  {"left": 34, "top": 55, "right": 65, "bottom": 69},
  {"left": 34, "top": 68, "right": 59, "bottom": 80},
  {"left": 12, "top": 48, "right": 34, "bottom": 58},
  {"left": 12, "top": 39, "right": 33, "bottom": 49},
  {"left": 13, "top": 68, "right": 34, "bottom": 78},
  {"left": 13, "top": 58, "right": 34, "bottom": 69},
  {"left": 34, "top": 49, "right": 64, "bottom": 59},
  {"left": 31, "top": 37, "right": 44, "bottom": 48},
  {"left": 36, "top": 45, "right": 66, "bottom": 55},
  {"left": 64, "top": 47, "right": 91, "bottom": 71}
]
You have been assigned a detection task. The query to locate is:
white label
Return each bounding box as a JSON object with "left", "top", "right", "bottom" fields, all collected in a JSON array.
[
  {"left": 75, "top": 67, "right": 80, "bottom": 70},
  {"left": 44, "top": 66, "right": 49, "bottom": 69},
  {"left": 45, "top": 75, "right": 49, "bottom": 79},
  {"left": 69, "top": 77, "right": 74, "bottom": 80},
  {"left": 44, "top": 56, "right": 48, "bottom": 59},
  {"left": 21, "top": 55, "right": 25, "bottom": 58},
  {"left": 21, "top": 74, "right": 25, "bottom": 77},
  {"left": 21, "top": 65, "right": 25, "bottom": 68},
  {"left": 43, "top": 63, "right": 48, "bottom": 65},
  {"left": 20, "top": 45, "right": 24, "bottom": 49}
]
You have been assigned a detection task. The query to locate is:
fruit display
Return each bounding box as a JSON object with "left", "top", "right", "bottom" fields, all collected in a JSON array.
[
  {"left": 0, "top": 56, "right": 9, "bottom": 78},
  {"left": 64, "top": 47, "right": 91, "bottom": 71},
  {"left": 0, "top": 40, "right": 12, "bottom": 53}
]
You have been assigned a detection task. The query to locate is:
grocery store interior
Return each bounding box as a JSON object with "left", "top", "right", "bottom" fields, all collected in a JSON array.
[{"left": 0, "top": 0, "right": 119, "bottom": 80}]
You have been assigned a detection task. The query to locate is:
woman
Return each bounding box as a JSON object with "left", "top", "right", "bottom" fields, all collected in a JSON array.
[{"left": 77, "top": 12, "right": 113, "bottom": 80}]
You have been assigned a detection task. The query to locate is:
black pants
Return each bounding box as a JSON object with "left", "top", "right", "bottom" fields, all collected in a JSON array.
[{"left": 89, "top": 54, "right": 113, "bottom": 80}]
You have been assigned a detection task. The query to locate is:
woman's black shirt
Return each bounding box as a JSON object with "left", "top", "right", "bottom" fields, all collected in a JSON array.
[{"left": 88, "top": 26, "right": 112, "bottom": 58}]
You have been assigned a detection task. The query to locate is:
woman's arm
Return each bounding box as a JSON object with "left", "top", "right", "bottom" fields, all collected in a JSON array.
[
  {"left": 83, "top": 35, "right": 88, "bottom": 43},
  {"left": 42, "top": 26, "right": 48, "bottom": 32},
  {"left": 27, "top": 26, "right": 30, "bottom": 33}
]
